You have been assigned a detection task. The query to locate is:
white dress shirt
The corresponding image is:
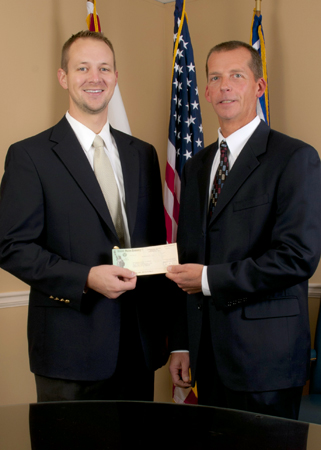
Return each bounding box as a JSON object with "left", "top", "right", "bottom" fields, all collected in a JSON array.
[
  {"left": 202, "top": 116, "right": 261, "bottom": 296},
  {"left": 65, "top": 112, "right": 131, "bottom": 247}
]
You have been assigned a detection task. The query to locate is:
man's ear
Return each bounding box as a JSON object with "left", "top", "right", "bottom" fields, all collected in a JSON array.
[
  {"left": 256, "top": 77, "right": 267, "bottom": 99},
  {"left": 205, "top": 84, "right": 211, "bottom": 103},
  {"left": 57, "top": 68, "right": 68, "bottom": 90}
]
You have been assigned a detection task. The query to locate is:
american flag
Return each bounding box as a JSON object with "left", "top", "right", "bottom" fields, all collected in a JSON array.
[
  {"left": 250, "top": 10, "right": 270, "bottom": 125},
  {"left": 165, "top": 0, "right": 202, "bottom": 405},
  {"left": 164, "top": 0, "right": 203, "bottom": 245}
]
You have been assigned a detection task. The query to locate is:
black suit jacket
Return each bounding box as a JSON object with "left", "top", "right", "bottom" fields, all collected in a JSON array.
[
  {"left": 0, "top": 117, "right": 168, "bottom": 380},
  {"left": 171, "top": 121, "right": 321, "bottom": 392}
]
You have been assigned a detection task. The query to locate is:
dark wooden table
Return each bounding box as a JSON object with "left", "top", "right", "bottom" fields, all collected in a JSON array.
[{"left": 0, "top": 400, "right": 319, "bottom": 449}]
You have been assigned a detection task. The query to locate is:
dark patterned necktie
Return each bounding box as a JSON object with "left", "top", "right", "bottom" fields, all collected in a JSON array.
[{"left": 209, "top": 140, "right": 229, "bottom": 216}]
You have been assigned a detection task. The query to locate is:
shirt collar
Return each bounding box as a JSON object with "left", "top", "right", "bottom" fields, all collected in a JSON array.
[
  {"left": 218, "top": 116, "right": 261, "bottom": 161},
  {"left": 65, "top": 111, "right": 112, "bottom": 152}
]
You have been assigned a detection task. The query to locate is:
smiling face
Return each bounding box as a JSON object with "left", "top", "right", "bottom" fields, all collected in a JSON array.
[
  {"left": 57, "top": 37, "right": 118, "bottom": 126},
  {"left": 205, "top": 47, "right": 266, "bottom": 137}
]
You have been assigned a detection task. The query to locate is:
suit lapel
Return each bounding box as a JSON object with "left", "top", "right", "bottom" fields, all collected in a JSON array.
[
  {"left": 111, "top": 127, "right": 139, "bottom": 238},
  {"left": 209, "top": 121, "right": 270, "bottom": 223},
  {"left": 197, "top": 143, "right": 217, "bottom": 231},
  {"left": 50, "top": 117, "right": 117, "bottom": 234}
]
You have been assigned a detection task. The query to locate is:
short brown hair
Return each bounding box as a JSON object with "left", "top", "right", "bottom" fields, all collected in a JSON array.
[
  {"left": 206, "top": 41, "right": 263, "bottom": 81},
  {"left": 61, "top": 30, "right": 116, "bottom": 73}
]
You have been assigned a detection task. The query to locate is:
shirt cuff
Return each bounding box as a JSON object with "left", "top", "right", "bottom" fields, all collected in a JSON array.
[{"left": 202, "top": 266, "right": 211, "bottom": 296}]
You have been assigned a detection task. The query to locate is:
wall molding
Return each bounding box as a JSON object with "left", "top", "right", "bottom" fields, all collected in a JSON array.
[
  {"left": 308, "top": 284, "right": 321, "bottom": 298},
  {"left": 0, "top": 284, "right": 320, "bottom": 309},
  {"left": 0, "top": 291, "right": 29, "bottom": 309}
]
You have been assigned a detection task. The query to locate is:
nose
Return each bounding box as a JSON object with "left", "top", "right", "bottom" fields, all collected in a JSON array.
[
  {"left": 88, "top": 68, "right": 101, "bottom": 83},
  {"left": 220, "top": 76, "right": 231, "bottom": 92}
]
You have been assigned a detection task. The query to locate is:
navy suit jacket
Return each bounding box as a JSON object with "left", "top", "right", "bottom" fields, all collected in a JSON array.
[
  {"left": 0, "top": 117, "right": 168, "bottom": 381},
  {"left": 171, "top": 121, "right": 321, "bottom": 392}
]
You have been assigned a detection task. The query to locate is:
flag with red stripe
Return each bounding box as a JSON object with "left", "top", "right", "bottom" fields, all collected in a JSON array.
[
  {"left": 86, "top": 0, "right": 101, "bottom": 32},
  {"left": 165, "top": 0, "right": 203, "bottom": 404},
  {"left": 164, "top": 0, "right": 203, "bottom": 244},
  {"left": 85, "top": 1, "right": 131, "bottom": 135}
]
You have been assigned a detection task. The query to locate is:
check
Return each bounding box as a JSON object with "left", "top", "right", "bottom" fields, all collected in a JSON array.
[{"left": 112, "top": 243, "right": 178, "bottom": 276}]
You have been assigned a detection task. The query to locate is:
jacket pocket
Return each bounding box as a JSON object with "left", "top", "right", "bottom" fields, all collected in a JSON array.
[
  {"left": 243, "top": 297, "right": 300, "bottom": 319},
  {"left": 233, "top": 194, "right": 269, "bottom": 211}
]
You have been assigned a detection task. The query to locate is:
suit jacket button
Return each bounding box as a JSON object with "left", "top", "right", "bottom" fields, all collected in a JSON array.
[
  {"left": 65, "top": 299, "right": 70, "bottom": 304},
  {"left": 54, "top": 297, "right": 59, "bottom": 301},
  {"left": 60, "top": 298, "right": 64, "bottom": 302},
  {"left": 197, "top": 304, "right": 202, "bottom": 310},
  {"left": 49, "top": 296, "right": 54, "bottom": 299}
]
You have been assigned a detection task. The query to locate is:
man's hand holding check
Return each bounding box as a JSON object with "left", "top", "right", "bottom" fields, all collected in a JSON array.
[{"left": 166, "top": 264, "right": 203, "bottom": 294}]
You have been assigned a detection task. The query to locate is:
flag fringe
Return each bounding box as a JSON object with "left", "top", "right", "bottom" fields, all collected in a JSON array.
[{"left": 258, "top": 25, "right": 269, "bottom": 124}]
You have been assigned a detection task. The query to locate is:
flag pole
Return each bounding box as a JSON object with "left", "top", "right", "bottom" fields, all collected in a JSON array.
[{"left": 255, "top": 0, "right": 261, "bottom": 16}]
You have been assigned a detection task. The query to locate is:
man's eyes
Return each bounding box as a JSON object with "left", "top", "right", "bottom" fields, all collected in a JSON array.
[
  {"left": 210, "top": 74, "right": 242, "bottom": 81},
  {"left": 77, "top": 67, "right": 110, "bottom": 72}
]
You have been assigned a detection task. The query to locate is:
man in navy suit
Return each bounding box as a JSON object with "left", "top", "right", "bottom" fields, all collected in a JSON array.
[
  {"left": 166, "top": 41, "right": 321, "bottom": 419},
  {"left": 0, "top": 31, "right": 168, "bottom": 401}
]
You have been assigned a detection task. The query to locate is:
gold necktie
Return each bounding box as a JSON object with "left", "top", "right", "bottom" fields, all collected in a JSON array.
[{"left": 93, "top": 135, "right": 124, "bottom": 246}]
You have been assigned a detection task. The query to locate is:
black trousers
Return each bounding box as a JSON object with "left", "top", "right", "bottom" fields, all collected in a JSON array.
[
  {"left": 196, "top": 305, "right": 303, "bottom": 420},
  {"left": 35, "top": 299, "right": 154, "bottom": 403}
]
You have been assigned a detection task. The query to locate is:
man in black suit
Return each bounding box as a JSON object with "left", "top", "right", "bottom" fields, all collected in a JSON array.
[
  {"left": 166, "top": 41, "right": 321, "bottom": 419},
  {"left": 0, "top": 31, "right": 168, "bottom": 402}
]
